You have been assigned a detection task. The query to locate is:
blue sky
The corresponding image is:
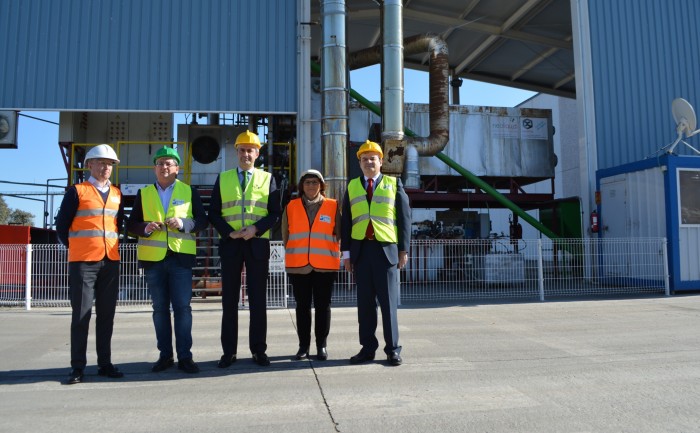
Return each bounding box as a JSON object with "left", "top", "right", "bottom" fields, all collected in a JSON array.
[{"left": 0, "top": 66, "right": 535, "bottom": 227}]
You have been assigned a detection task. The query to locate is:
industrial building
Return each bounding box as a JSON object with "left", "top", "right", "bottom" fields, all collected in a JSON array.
[{"left": 1, "top": 0, "right": 699, "bottom": 293}]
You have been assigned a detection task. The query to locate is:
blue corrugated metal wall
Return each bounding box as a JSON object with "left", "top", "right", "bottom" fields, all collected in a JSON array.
[
  {"left": 589, "top": 0, "right": 700, "bottom": 169},
  {"left": 0, "top": 0, "right": 297, "bottom": 113}
]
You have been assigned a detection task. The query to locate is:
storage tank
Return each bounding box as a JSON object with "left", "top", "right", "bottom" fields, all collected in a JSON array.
[{"left": 348, "top": 102, "right": 555, "bottom": 180}]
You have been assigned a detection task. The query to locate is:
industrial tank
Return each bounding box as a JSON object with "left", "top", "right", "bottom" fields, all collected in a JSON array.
[{"left": 348, "top": 102, "right": 555, "bottom": 179}]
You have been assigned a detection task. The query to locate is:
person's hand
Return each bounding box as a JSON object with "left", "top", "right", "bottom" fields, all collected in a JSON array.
[
  {"left": 146, "top": 221, "right": 163, "bottom": 234},
  {"left": 343, "top": 258, "right": 353, "bottom": 273},
  {"left": 165, "top": 217, "right": 183, "bottom": 230},
  {"left": 230, "top": 225, "right": 258, "bottom": 240},
  {"left": 240, "top": 225, "right": 258, "bottom": 240},
  {"left": 398, "top": 251, "right": 408, "bottom": 270}
]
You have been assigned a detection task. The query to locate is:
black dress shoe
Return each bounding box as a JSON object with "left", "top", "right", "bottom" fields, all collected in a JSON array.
[
  {"left": 252, "top": 352, "right": 270, "bottom": 366},
  {"left": 152, "top": 357, "right": 175, "bottom": 372},
  {"left": 349, "top": 351, "right": 375, "bottom": 364},
  {"left": 177, "top": 358, "right": 200, "bottom": 374},
  {"left": 97, "top": 364, "right": 124, "bottom": 378},
  {"left": 387, "top": 352, "right": 403, "bottom": 366},
  {"left": 316, "top": 347, "right": 328, "bottom": 361},
  {"left": 217, "top": 354, "right": 237, "bottom": 368},
  {"left": 294, "top": 347, "right": 309, "bottom": 360},
  {"left": 65, "top": 368, "right": 83, "bottom": 385}
]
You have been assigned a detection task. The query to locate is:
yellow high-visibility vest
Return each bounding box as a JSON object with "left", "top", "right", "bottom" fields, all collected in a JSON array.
[
  {"left": 137, "top": 180, "right": 196, "bottom": 261},
  {"left": 348, "top": 176, "right": 398, "bottom": 243},
  {"left": 219, "top": 169, "right": 272, "bottom": 239}
]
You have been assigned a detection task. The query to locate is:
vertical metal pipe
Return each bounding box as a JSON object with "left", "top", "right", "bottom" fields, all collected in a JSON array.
[
  {"left": 381, "top": 0, "right": 404, "bottom": 142},
  {"left": 662, "top": 237, "right": 670, "bottom": 296},
  {"left": 404, "top": 143, "right": 420, "bottom": 188},
  {"left": 537, "top": 239, "right": 545, "bottom": 301},
  {"left": 267, "top": 116, "right": 274, "bottom": 174},
  {"left": 321, "top": 0, "right": 348, "bottom": 200},
  {"left": 25, "top": 244, "right": 32, "bottom": 310},
  {"left": 450, "top": 74, "right": 462, "bottom": 105},
  {"left": 297, "top": 0, "right": 313, "bottom": 175}
]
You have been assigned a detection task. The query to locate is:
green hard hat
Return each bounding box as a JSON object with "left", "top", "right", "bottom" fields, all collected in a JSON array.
[{"left": 153, "top": 147, "right": 181, "bottom": 165}]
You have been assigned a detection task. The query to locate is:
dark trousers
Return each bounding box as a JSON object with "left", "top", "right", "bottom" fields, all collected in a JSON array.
[
  {"left": 68, "top": 260, "right": 120, "bottom": 369},
  {"left": 220, "top": 240, "right": 269, "bottom": 355},
  {"left": 354, "top": 240, "right": 401, "bottom": 356},
  {"left": 290, "top": 271, "right": 335, "bottom": 349}
]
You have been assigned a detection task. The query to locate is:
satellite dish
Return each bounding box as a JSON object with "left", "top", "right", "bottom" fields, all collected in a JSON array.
[
  {"left": 664, "top": 98, "right": 700, "bottom": 155},
  {"left": 672, "top": 98, "right": 698, "bottom": 137}
]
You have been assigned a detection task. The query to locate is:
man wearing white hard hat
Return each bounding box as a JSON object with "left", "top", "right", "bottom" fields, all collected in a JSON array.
[{"left": 56, "top": 144, "right": 125, "bottom": 384}]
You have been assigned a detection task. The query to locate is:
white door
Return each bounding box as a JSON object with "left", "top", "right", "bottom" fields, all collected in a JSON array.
[{"left": 600, "top": 177, "right": 630, "bottom": 278}]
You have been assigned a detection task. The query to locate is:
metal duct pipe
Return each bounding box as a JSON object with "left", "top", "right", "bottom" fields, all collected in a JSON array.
[
  {"left": 381, "top": 0, "right": 404, "bottom": 143},
  {"left": 403, "top": 34, "right": 449, "bottom": 155},
  {"left": 348, "top": 33, "right": 450, "bottom": 156},
  {"left": 320, "top": 0, "right": 348, "bottom": 200},
  {"left": 404, "top": 143, "right": 420, "bottom": 188},
  {"left": 207, "top": 114, "right": 220, "bottom": 125},
  {"left": 296, "top": 0, "right": 313, "bottom": 176}
]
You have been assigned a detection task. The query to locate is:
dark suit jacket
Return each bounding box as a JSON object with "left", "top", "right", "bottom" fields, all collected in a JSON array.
[
  {"left": 126, "top": 183, "right": 209, "bottom": 269},
  {"left": 207, "top": 168, "right": 282, "bottom": 261},
  {"left": 340, "top": 174, "right": 411, "bottom": 265}
]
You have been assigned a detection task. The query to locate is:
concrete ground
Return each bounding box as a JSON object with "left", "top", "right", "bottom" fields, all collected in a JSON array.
[{"left": 2, "top": 295, "right": 700, "bottom": 433}]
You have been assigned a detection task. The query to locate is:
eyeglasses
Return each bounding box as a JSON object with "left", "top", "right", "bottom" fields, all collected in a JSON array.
[
  {"left": 155, "top": 161, "right": 178, "bottom": 168},
  {"left": 303, "top": 180, "right": 320, "bottom": 185},
  {"left": 92, "top": 160, "right": 115, "bottom": 167}
]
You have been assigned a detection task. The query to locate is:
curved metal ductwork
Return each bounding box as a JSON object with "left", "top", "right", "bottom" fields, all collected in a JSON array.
[{"left": 348, "top": 32, "right": 450, "bottom": 157}]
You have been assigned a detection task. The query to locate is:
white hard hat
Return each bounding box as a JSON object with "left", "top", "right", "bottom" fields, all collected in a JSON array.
[
  {"left": 85, "top": 144, "right": 120, "bottom": 164},
  {"left": 299, "top": 169, "right": 324, "bottom": 184}
]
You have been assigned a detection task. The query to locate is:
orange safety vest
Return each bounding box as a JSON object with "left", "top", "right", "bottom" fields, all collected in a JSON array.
[
  {"left": 67, "top": 182, "right": 121, "bottom": 262},
  {"left": 285, "top": 198, "right": 340, "bottom": 270}
]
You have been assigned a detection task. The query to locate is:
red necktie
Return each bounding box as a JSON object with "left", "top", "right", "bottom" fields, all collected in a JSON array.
[{"left": 365, "top": 178, "right": 375, "bottom": 240}]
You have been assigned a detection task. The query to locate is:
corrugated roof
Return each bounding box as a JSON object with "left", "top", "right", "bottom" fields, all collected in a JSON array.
[{"left": 310, "top": 0, "right": 575, "bottom": 98}]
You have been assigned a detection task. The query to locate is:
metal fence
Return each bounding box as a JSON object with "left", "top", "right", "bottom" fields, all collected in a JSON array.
[{"left": 0, "top": 238, "right": 669, "bottom": 309}]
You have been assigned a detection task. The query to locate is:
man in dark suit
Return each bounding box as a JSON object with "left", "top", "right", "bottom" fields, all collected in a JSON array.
[
  {"left": 341, "top": 140, "right": 411, "bottom": 366},
  {"left": 208, "top": 130, "right": 281, "bottom": 367}
]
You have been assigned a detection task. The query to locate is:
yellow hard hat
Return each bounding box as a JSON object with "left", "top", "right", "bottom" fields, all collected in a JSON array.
[
  {"left": 356, "top": 140, "right": 383, "bottom": 159},
  {"left": 235, "top": 130, "right": 262, "bottom": 148}
]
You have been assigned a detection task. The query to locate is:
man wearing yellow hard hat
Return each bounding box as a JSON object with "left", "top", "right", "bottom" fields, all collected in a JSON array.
[
  {"left": 208, "top": 130, "right": 282, "bottom": 367},
  {"left": 340, "top": 139, "right": 411, "bottom": 366}
]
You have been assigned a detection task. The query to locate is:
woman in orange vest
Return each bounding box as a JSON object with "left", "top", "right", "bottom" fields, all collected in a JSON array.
[{"left": 282, "top": 169, "right": 340, "bottom": 361}]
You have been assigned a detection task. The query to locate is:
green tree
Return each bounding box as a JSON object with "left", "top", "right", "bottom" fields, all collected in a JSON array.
[
  {"left": 8, "top": 209, "right": 34, "bottom": 226},
  {"left": 0, "top": 196, "right": 9, "bottom": 224}
]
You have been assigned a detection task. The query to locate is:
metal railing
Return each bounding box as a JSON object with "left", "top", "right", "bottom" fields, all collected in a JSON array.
[{"left": 0, "top": 238, "right": 669, "bottom": 309}]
